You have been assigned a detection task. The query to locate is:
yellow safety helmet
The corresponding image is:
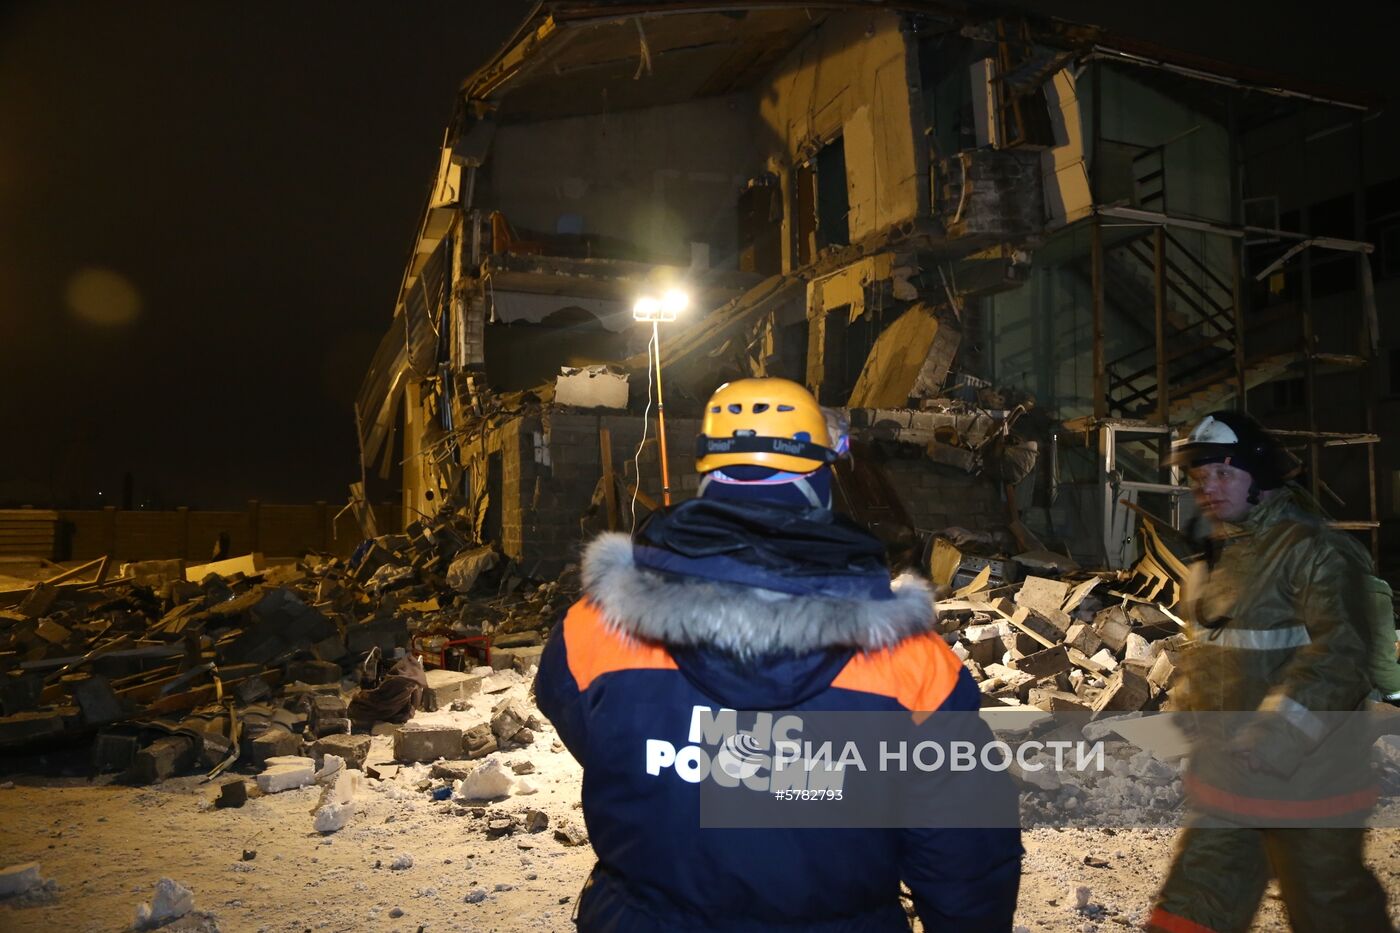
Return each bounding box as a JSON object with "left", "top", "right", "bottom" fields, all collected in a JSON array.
[{"left": 695, "top": 378, "right": 838, "bottom": 474}]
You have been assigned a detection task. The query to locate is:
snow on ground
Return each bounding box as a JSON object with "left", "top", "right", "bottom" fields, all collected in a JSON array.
[{"left": 2, "top": 675, "right": 1397, "bottom": 931}]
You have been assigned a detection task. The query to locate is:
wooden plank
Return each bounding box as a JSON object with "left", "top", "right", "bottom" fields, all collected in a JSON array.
[{"left": 599, "top": 428, "right": 619, "bottom": 532}]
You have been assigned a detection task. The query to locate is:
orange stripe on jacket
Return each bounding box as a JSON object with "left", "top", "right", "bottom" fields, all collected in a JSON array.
[
  {"left": 830, "top": 633, "right": 964, "bottom": 722},
  {"left": 563, "top": 599, "right": 678, "bottom": 691},
  {"left": 1146, "top": 907, "right": 1221, "bottom": 933}
]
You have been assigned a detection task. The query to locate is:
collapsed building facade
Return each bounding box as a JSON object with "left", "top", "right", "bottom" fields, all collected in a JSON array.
[{"left": 357, "top": 0, "right": 1394, "bottom": 579}]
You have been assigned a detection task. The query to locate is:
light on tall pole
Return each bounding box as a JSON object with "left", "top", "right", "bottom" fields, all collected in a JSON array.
[{"left": 632, "top": 287, "right": 689, "bottom": 506}]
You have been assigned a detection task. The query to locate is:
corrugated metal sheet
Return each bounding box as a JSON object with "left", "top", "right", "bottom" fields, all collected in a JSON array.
[
  {"left": 404, "top": 239, "right": 448, "bottom": 378},
  {"left": 356, "top": 322, "right": 410, "bottom": 473},
  {"left": 0, "top": 509, "right": 59, "bottom": 559}
]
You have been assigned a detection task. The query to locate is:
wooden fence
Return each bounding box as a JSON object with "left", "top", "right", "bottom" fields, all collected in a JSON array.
[{"left": 0, "top": 502, "right": 401, "bottom": 561}]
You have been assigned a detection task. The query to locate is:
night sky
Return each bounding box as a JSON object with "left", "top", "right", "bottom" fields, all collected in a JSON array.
[{"left": 0, "top": 1, "right": 1389, "bottom": 510}]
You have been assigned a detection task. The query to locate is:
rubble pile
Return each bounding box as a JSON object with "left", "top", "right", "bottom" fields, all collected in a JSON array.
[
  {"left": 0, "top": 503, "right": 578, "bottom": 789},
  {"left": 932, "top": 546, "right": 1188, "bottom": 715}
]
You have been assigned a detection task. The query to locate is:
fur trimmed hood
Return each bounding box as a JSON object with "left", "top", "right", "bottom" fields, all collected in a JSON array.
[{"left": 581, "top": 532, "right": 937, "bottom": 657}]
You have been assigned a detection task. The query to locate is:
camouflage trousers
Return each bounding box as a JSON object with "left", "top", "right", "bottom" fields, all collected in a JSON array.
[{"left": 1148, "top": 818, "right": 1393, "bottom": 932}]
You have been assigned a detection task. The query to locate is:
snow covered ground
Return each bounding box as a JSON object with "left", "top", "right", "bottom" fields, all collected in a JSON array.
[{"left": 2, "top": 675, "right": 1397, "bottom": 931}]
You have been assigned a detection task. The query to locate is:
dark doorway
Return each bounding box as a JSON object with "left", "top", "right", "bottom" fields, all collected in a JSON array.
[{"left": 815, "top": 136, "right": 851, "bottom": 251}]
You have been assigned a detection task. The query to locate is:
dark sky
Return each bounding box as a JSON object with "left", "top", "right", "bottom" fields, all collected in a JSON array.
[
  {"left": 0, "top": 1, "right": 1389, "bottom": 510},
  {"left": 0, "top": 2, "right": 524, "bottom": 508}
]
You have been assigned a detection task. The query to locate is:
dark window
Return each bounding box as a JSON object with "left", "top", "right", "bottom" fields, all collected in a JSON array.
[
  {"left": 1272, "top": 377, "right": 1306, "bottom": 411},
  {"left": 815, "top": 137, "right": 851, "bottom": 251}
]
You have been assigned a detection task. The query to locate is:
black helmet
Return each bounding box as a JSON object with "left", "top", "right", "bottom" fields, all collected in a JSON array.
[{"left": 1168, "top": 410, "right": 1291, "bottom": 489}]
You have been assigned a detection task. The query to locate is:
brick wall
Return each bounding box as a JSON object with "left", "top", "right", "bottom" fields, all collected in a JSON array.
[
  {"left": 880, "top": 457, "right": 1005, "bottom": 534},
  {"left": 487, "top": 411, "right": 702, "bottom": 577}
]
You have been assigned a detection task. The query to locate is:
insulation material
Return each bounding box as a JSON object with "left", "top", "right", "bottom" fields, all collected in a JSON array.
[
  {"left": 1041, "top": 69, "right": 1092, "bottom": 227},
  {"left": 554, "top": 366, "right": 629, "bottom": 410},
  {"left": 847, "top": 303, "right": 959, "bottom": 408}
]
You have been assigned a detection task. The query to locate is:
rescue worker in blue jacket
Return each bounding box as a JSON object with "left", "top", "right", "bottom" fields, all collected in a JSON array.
[{"left": 535, "top": 377, "right": 1023, "bottom": 931}]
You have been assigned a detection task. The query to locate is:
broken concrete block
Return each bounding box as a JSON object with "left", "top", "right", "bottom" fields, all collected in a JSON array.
[
  {"left": 248, "top": 727, "right": 301, "bottom": 767},
  {"left": 1012, "top": 644, "right": 1071, "bottom": 679},
  {"left": 1093, "top": 607, "right": 1132, "bottom": 653},
  {"left": 215, "top": 779, "right": 247, "bottom": 809},
  {"left": 1015, "top": 576, "right": 1071, "bottom": 617},
  {"left": 1009, "top": 607, "right": 1063, "bottom": 646},
  {"left": 510, "top": 646, "right": 544, "bottom": 674},
  {"left": 255, "top": 755, "right": 316, "bottom": 793},
  {"left": 1123, "top": 633, "right": 1154, "bottom": 664},
  {"left": 1088, "top": 649, "right": 1119, "bottom": 672},
  {"left": 0, "top": 862, "right": 42, "bottom": 897},
  {"left": 462, "top": 723, "right": 498, "bottom": 759},
  {"left": 131, "top": 735, "right": 197, "bottom": 784},
  {"left": 92, "top": 732, "right": 139, "bottom": 773},
  {"left": 423, "top": 669, "right": 482, "bottom": 709},
  {"left": 552, "top": 820, "right": 588, "bottom": 846},
  {"left": 133, "top": 877, "right": 195, "bottom": 930},
  {"left": 1027, "top": 685, "right": 1090, "bottom": 712},
  {"left": 490, "top": 698, "right": 532, "bottom": 747},
  {"left": 454, "top": 757, "right": 514, "bottom": 801},
  {"left": 1147, "top": 650, "right": 1178, "bottom": 693},
  {"left": 72, "top": 674, "right": 125, "bottom": 725},
  {"left": 554, "top": 364, "right": 628, "bottom": 410},
  {"left": 493, "top": 631, "right": 544, "bottom": 649},
  {"left": 312, "top": 733, "right": 371, "bottom": 771},
  {"left": 1091, "top": 667, "right": 1153, "bottom": 714},
  {"left": 34, "top": 618, "right": 70, "bottom": 645},
  {"left": 393, "top": 724, "right": 464, "bottom": 763},
  {"left": 286, "top": 659, "right": 342, "bottom": 686},
  {"left": 524, "top": 809, "right": 549, "bottom": 833},
  {"left": 307, "top": 694, "right": 350, "bottom": 737},
  {"left": 430, "top": 760, "right": 477, "bottom": 782},
  {"left": 1063, "top": 622, "right": 1103, "bottom": 657},
  {"left": 446, "top": 547, "right": 498, "bottom": 595}
]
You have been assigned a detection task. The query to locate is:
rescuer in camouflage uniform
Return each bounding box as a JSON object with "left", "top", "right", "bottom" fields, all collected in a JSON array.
[{"left": 1147, "top": 411, "right": 1392, "bottom": 933}]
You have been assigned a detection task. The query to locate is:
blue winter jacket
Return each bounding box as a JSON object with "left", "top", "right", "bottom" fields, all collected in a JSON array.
[{"left": 535, "top": 532, "right": 1023, "bottom": 931}]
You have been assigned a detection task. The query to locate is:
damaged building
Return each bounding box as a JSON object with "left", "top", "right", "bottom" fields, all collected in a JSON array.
[{"left": 357, "top": 0, "right": 1395, "bottom": 578}]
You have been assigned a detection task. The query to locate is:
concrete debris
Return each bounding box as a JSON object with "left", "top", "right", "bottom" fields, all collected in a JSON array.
[
  {"left": 393, "top": 724, "right": 464, "bottom": 763},
  {"left": 0, "top": 862, "right": 43, "bottom": 898},
  {"left": 552, "top": 819, "right": 588, "bottom": 847},
  {"left": 490, "top": 697, "right": 535, "bottom": 748},
  {"left": 938, "top": 561, "right": 1188, "bottom": 712},
  {"left": 255, "top": 756, "right": 315, "bottom": 794},
  {"left": 312, "top": 733, "right": 371, "bottom": 771},
  {"left": 214, "top": 779, "right": 247, "bottom": 809},
  {"left": 0, "top": 499, "right": 580, "bottom": 790},
  {"left": 132, "top": 877, "right": 195, "bottom": 930}
]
